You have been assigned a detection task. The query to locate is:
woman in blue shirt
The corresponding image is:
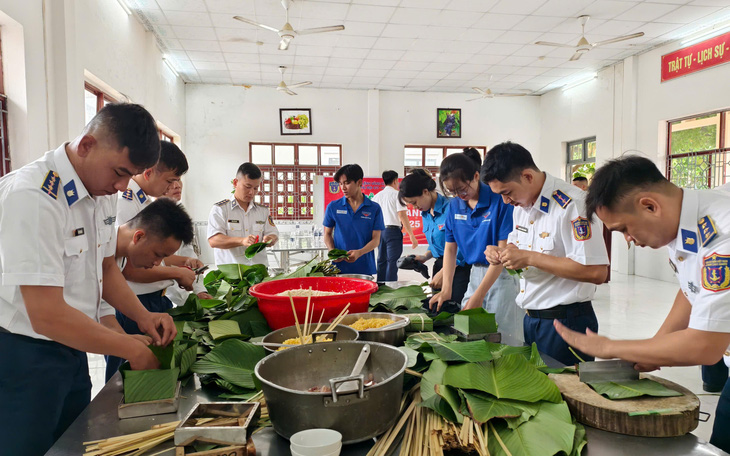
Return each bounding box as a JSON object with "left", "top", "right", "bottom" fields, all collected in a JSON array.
[
  {"left": 399, "top": 169, "right": 471, "bottom": 304},
  {"left": 430, "top": 153, "right": 522, "bottom": 341}
]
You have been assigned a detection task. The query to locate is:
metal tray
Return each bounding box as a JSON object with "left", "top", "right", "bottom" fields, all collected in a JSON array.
[
  {"left": 174, "top": 402, "right": 261, "bottom": 446},
  {"left": 118, "top": 381, "right": 181, "bottom": 419}
]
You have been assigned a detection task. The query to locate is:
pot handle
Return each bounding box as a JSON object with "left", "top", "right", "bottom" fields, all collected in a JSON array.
[
  {"left": 328, "top": 374, "right": 365, "bottom": 402},
  {"left": 312, "top": 330, "right": 338, "bottom": 342}
]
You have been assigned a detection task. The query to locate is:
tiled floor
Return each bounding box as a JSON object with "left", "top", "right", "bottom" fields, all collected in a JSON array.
[{"left": 88, "top": 265, "right": 722, "bottom": 442}]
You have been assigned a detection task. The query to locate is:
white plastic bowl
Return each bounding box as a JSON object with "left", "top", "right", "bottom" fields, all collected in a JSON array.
[
  {"left": 291, "top": 447, "right": 340, "bottom": 456},
  {"left": 290, "top": 428, "right": 342, "bottom": 456}
]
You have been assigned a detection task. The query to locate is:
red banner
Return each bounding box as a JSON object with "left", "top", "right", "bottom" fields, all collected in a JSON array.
[
  {"left": 323, "top": 177, "right": 427, "bottom": 245},
  {"left": 661, "top": 31, "right": 730, "bottom": 82}
]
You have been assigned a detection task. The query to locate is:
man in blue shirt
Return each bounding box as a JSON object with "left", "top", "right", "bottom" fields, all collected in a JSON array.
[{"left": 323, "top": 164, "right": 385, "bottom": 275}]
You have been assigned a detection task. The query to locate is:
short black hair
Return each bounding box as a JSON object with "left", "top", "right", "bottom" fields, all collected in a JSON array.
[
  {"left": 462, "top": 147, "right": 482, "bottom": 168},
  {"left": 334, "top": 164, "right": 363, "bottom": 183},
  {"left": 237, "top": 162, "right": 262, "bottom": 180},
  {"left": 585, "top": 155, "right": 668, "bottom": 222},
  {"left": 382, "top": 170, "right": 398, "bottom": 185},
  {"left": 158, "top": 141, "right": 189, "bottom": 176},
  {"left": 439, "top": 153, "right": 478, "bottom": 193},
  {"left": 481, "top": 141, "right": 539, "bottom": 184},
  {"left": 398, "top": 169, "right": 436, "bottom": 205},
  {"left": 572, "top": 176, "right": 588, "bottom": 183},
  {"left": 85, "top": 103, "right": 160, "bottom": 169},
  {"left": 128, "top": 198, "right": 194, "bottom": 245}
]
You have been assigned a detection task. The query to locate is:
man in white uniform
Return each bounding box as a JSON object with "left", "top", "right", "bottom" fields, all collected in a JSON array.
[
  {"left": 372, "top": 170, "right": 418, "bottom": 282},
  {"left": 208, "top": 163, "right": 279, "bottom": 267},
  {"left": 482, "top": 141, "right": 609, "bottom": 366},
  {"left": 554, "top": 156, "right": 730, "bottom": 453},
  {"left": 0, "top": 103, "right": 176, "bottom": 455}
]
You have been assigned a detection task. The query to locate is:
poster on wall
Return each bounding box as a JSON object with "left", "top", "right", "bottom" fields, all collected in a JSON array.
[
  {"left": 323, "top": 177, "right": 427, "bottom": 245},
  {"left": 437, "top": 108, "right": 461, "bottom": 138},
  {"left": 661, "top": 31, "right": 730, "bottom": 82},
  {"left": 280, "top": 108, "right": 312, "bottom": 135}
]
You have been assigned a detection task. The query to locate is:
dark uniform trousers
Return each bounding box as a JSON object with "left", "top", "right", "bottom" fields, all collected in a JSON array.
[
  {"left": 523, "top": 301, "right": 598, "bottom": 366},
  {"left": 104, "top": 290, "right": 173, "bottom": 381},
  {"left": 0, "top": 331, "right": 91, "bottom": 456},
  {"left": 432, "top": 256, "right": 472, "bottom": 305},
  {"left": 377, "top": 225, "right": 404, "bottom": 282},
  {"left": 711, "top": 377, "right": 730, "bottom": 453}
]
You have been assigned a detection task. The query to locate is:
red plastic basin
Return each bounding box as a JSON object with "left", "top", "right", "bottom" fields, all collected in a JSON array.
[{"left": 249, "top": 277, "right": 378, "bottom": 330}]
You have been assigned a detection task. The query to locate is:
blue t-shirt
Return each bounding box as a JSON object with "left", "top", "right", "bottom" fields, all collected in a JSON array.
[
  {"left": 323, "top": 196, "right": 385, "bottom": 275},
  {"left": 421, "top": 193, "right": 466, "bottom": 266},
  {"left": 444, "top": 182, "right": 514, "bottom": 265}
]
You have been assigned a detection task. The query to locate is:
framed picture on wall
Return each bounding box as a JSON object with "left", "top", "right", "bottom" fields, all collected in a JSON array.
[
  {"left": 437, "top": 108, "right": 461, "bottom": 138},
  {"left": 280, "top": 108, "right": 312, "bottom": 135}
]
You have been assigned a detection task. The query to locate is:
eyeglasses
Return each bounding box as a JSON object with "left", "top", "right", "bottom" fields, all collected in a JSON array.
[{"left": 445, "top": 181, "right": 472, "bottom": 198}]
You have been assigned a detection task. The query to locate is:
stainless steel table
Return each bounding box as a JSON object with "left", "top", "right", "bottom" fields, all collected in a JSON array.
[{"left": 269, "top": 237, "right": 328, "bottom": 271}]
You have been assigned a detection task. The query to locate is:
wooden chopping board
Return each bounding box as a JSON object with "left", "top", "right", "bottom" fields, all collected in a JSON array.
[{"left": 549, "top": 373, "right": 699, "bottom": 437}]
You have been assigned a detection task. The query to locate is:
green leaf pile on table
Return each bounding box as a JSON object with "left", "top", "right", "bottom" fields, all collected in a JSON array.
[{"left": 370, "top": 332, "right": 587, "bottom": 456}]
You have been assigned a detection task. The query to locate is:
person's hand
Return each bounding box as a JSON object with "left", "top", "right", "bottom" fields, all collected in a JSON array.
[
  {"left": 500, "top": 246, "right": 534, "bottom": 271},
  {"left": 129, "top": 334, "right": 153, "bottom": 345},
  {"left": 485, "top": 245, "right": 504, "bottom": 265},
  {"left": 634, "top": 363, "right": 661, "bottom": 373},
  {"left": 241, "top": 235, "right": 258, "bottom": 247},
  {"left": 430, "top": 269, "right": 444, "bottom": 289},
  {"left": 409, "top": 234, "right": 418, "bottom": 249},
  {"left": 197, "top": 291, "right": 213, "bottom": 300},
  {"left": 553, "top": 320, "right": 613, "bottom": 359},
  {"left": 263, "top": 235, "right": 278, "bottom": 247},
  {"left": 429, "top": 289, "right": 451, "bottom": 312},
  {"left": 183, "top": 257, "right": 204, "bottom": 269},
  {"left": 346, "top": 250, "right": 362, "bottom": 263},
  {"left": 136, "top": 311, "right": 177, "bottom": 346},
  {"left": 176, "top": 267, "right": 196, "bottom": 291},
  {"left": 128, "top": 342, "right": 161, "bottom": 371},
  {"left": 463, "top": 292, "right": 485, "bottom": 311}
]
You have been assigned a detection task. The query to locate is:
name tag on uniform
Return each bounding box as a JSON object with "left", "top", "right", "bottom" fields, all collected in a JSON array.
[
  {"left": 73, "top": 227, "right": 85, "bottom": 237},
  {"left": 454, "top": 214, "right": 467, "bottom": 221},
  {"left": 228, "top": 219, "right": 240, "bottom": 223},
  {"left": 337, "top": 210, "right": 348, "bottom": 214},
  {"left": 255, "top": 220, "right": 265, "bottom": 224},
  {"left": 516, "top": 225, "right": 528, "bottom": 233}
]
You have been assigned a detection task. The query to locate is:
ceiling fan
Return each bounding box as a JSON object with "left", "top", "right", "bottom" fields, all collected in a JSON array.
[
  {"left": 233, "top": 0, "right": 345, "bottom": 51},
  {"left": 466, "top": 87, "right": 529, "bottom": 101},
  {"left": 276, "top": 66, "right": 311, "bottom": 95},
  {"left": 535, "top": 15, "right": 644, "bottom": 61}
]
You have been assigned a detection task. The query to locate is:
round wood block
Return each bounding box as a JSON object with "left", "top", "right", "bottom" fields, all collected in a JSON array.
[{"left": 549, "top": 373, "right": 700, "bottom": 437}]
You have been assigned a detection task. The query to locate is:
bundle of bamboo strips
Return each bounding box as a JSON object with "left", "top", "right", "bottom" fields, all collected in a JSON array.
[{"left": 83, "top": 420, "right": 178, "bottom": 456}]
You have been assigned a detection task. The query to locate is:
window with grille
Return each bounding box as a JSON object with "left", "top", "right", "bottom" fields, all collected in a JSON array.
[
  {"left": 404, "top": 145, "right": 486, "bottom": 177},
  {"left": 0, "top": 32, "right": 10, "bottom": 177},
  {"left": 249, "top": 143, "right": 342, "bottom": 220},
  {"left": 666, "top": 111, "right": 729, "bottom": 189},
  {"left": 566, "top": 137, "right": 596, "bottom": 183}
]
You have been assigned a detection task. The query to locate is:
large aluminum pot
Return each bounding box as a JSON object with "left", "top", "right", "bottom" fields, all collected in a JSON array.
[
  {"left": 254, "top": 341, "right": 407, "bottom": 444},
  {"left": 261, "top": 324, "right": 358, "bottom": 354},
  {"left": 337, "top": 312, "right": 408, "bottom": 346}
]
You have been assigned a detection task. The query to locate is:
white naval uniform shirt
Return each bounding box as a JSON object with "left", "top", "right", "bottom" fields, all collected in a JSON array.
[
  {"left": 116, "top": 178, "right": 174, "bottom": 295},
  {"left": 0, "top": 144, "right": 117, "bottom": 339},
  {"left": 507, "top": 173, "right": 609, "bottom": 310},
  {"left": 372, "top": 186, "right": 406, "bottom": 227},
  {"left": 165, "top": 243, "right": 207, "bottom": 307},
  {"left": 207, "top": 198, "right": 279, "bottom": 267}
]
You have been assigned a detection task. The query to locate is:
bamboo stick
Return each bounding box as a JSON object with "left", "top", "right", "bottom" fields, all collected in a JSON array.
[
  {"left": 303, "top": 288, "right": 312, "bottom": 339},
  {"left": 489, "top": 422, "right": 512, "bottom": 456},
  {"left": 288, "top": 293, "right": 304, "bottom": 343}
]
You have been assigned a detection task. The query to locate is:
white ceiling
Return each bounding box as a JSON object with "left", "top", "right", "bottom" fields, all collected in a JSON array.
[{"left": 125, "top": 0, "right": 730, "bottom": 94}]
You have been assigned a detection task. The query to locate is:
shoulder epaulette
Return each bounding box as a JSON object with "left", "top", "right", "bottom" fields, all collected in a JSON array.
[
  {"left": 698, "top": 215, "right": 718, "bottom": 247},
  {"left": 40, "top": 170, "right": 60, "bottom": 200},
  {"left": 552, "top": 189, "right": 572, "bottom": 209},
  {"left": 121, "top": 189, "right": 133, "bottom": 201},
  {"left": 215, "top": 199, "right": 228, "bottom": 207}
]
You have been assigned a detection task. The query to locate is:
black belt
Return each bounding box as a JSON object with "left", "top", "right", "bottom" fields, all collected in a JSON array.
[
  {"left": 525, "top": 301, "right": 593, "bottom": 319},
  {"left": 385, "top": 225, "right": 401, "bottom": 229}
]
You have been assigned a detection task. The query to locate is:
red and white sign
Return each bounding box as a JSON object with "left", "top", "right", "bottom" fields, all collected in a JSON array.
[
  {"left": 661, "top": 31, "right": 730, "bottom": 82},
  {"left": 323, "top": 177, "right": 427, "bottom": 245}
]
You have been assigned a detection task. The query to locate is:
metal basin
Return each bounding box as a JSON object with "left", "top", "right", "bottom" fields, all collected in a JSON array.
[
  {"left": 338, "top": 312, "right": 408, "bottom": 346},
  {"left": 261, "top": 324, "right": 358, "bottom": 354},
  {"left": 254, "top": 341, "right": 407, "bottom": 444},
  {"left": 336, "top": 273, "right": 375, "bottom": 281}
]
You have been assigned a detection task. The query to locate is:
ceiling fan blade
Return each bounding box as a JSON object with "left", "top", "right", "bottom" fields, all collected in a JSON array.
[
  {"left": 279, "top": 36, "right": 292, "bottom": 50},
  {"left": 472, "top": 87, "right": 487, "bottom": 94},
  {"left": 285, "top": 89, "right": 298, "bottom": 96},
  {"left": 534, "top": 41, "right": 577, "bottom": 48},
  {"left": 466, "top": 97, "right": 484, "bottom": 102},
  {"left": 592, "top": 32, "right": 644, "bottom": 47},
  {"left": 233, "top": 16, "right": 280, "bottom": 33},
  {"left": 495, "top": 93, "right": 527, "bottom": 97},
  {"left": 569, "top": 51, "right": 584, "bottom": 61},
  {"left": 297, "top": 25, "right": 345, "bottom": 35},
  {"left": 288, "top": 81, "right": 312, "bottom": 89},
  {"left": 227, "top": 37, "right": 264, "bottom": 45}
]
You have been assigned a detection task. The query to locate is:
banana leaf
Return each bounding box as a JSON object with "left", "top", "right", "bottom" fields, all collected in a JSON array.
[
  {"left": 429, "top": 340, "right": 495, "bottom": 363},
  {"left": 453, "top": 308, "right": 498, "bottom": 334},
  {"left": 587, "top": 379, "right": 682, "bottom": 400},
  {"left": 328, "top": 248, "right": 349, "bottom": 261},
  {"left": 191, "top": 339, "right": 266, "bottom": 390},
  {"left": 405, "top": 332, "right": 458, "bottom": 351},
  {"left": 434, "top": 384, "right": 463, "bottom": 423},
  {"left": 220, "top": 307, "right": 271, "bottom": 337},
  {"left": 173, "top": 340, "right": 198, "bottom": 377},
  {"left": 488, "top": 402, "right": 576, "bottom": 456},
  {"left": 208, "top": 320, "right": 242, "bottom": 341},
  {"left": 420, "top": 361, "right": 457, "bottom": 423},
  {"left": 149, "top": 344, "right": 175, "bottom": 369},
  {"left": 245, "top": 241, "right": 269, "bottom": 259},
  {"left": 443, "top": 353, "right": 562, "bottom": 403},
  {"left": 461, "top": 390, "right": 539, "bottom": 425},
  {"left": 120, "top": 362, "right": 180, "bottom": 404},
  {"left": 200, "top": 298, "right": 226, "bottom": 309},
  {"left": 370, "top": 285, "right": 428, "bottom": 311},
  {"left": 571, "top": 421, "right": 588, "bottom": 456},
  {"left": 506, "top": 268, "right": 523, "bottom": 277},
  {"left": 399, "top": 346, "right": 420, "bottom": 368},
  {"left": 217, "top": 264, "right": 268, "bottom": 283}
]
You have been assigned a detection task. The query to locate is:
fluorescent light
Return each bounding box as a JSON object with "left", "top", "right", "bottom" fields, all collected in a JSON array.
[
  {"left": 162, "top": 57, "right": 180, "bottom": 78},
  {"left": 116, "top": 0, "right": 132, "bottom": 15},
  {"left": 562, "top": 73, "right": 597, "bottom": 91},
  {"left": 680, "top": 23, "right": 730, "bottom": 46}
]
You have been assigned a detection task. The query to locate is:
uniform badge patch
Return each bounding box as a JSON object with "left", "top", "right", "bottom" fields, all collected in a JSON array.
[
  {"left": 122, "top": 189, "right": 133, "bottom": 200},
  {"left": 328, "top": 181, "right": 340, "bottom": 194},
  {"left": 64, "top": 180, "right": 78, "bottom": 206},
  {"left": 688, "top": 282, "right": 699, "bottom": 294},
  {"left": 552, "top": 190, "right": 572, "bottom": 209},
  {"left": 571, "top": 217, "right": 592, "bottom": 241},
  {"left": 73, "top": 227, "right": 85, "bottom": 237},
  {"left": 41, "top": 171, "right": 60, "bottom": 200},
  {"left": 215, "top": 199, "right": 228, "bottom": 206},
  {"left": 268, "top": 216, "right": 276, "bottom": 227},
  {"left": 539, "top": 196, "right": 550, "bottom": 213},
  {"left": 698, "top": 216, "right": 718, "bottom": 247},
  {"left": 438, "top": 224, "right": 444, "bottom": 230},
  {"left": 136, "top": 189, "right": 147, "bottom": 204},
  {"left": 104, "top": 216, "right": 116, "bottom": 226},
  {"left": 539, "top": 232, "right": 550, "bottom": 239},
  {"left": 681, "top": 229, "right": 698, "bottom": 253},
  {"left": 702, "top": 253, "right": 730, "bottom": 292},
  {"left": 669, "top": 259, "right": 678, "bottom": 274}
]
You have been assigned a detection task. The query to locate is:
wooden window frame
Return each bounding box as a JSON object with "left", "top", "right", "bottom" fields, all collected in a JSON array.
[
  {"left": 566, "top": 137, "right": 596, "bottom": 181},
  {"left": 403, "top": 145, "right": 487, "bottom": 176},
  {"left": 0, "top": 33, "right": 10, "bottom": 177}
]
